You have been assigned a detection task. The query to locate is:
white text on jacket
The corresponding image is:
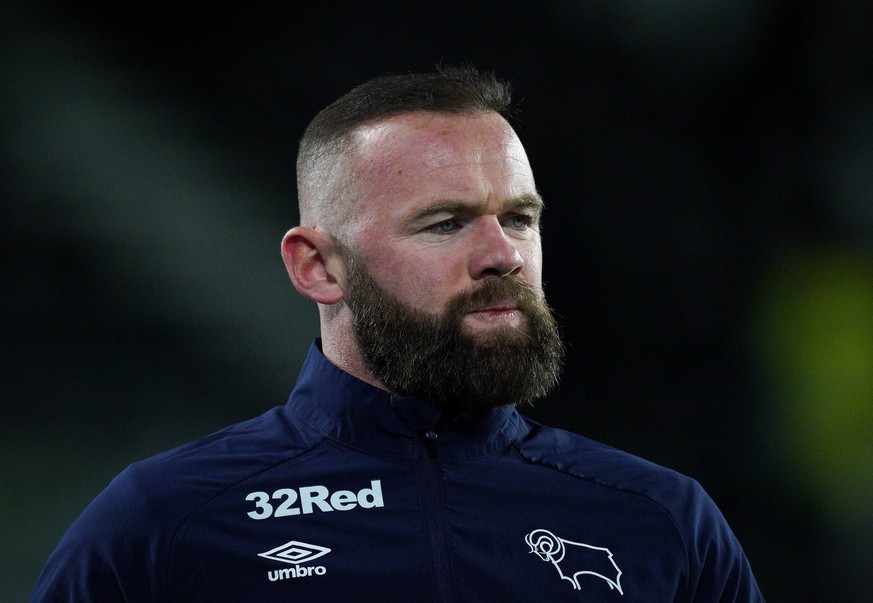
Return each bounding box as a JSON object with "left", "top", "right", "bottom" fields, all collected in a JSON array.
[{"left": 246, "top": 480, "right": 384, "bottom": 520}]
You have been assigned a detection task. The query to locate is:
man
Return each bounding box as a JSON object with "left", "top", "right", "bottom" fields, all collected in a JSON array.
[{"left": 32, "top": 66, "right": 764, "bottom": 601}]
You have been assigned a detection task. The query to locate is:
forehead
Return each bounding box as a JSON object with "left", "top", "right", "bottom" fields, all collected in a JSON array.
[{"left": 346, "top": 111, "right": 536, "bottom": 216}]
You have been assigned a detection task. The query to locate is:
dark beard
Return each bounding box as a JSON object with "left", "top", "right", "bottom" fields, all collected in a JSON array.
[{"left": 344, "top": 251, "right": 565, "bottom": 411}]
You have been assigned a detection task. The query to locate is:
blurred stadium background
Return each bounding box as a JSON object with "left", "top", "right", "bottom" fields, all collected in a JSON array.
[{"left": 3, "top": 2, "right": 872, "bottom": 600}]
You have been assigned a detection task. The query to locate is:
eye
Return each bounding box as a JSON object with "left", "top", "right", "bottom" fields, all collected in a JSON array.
[
  {"left": 430, "top": 219, "right": 460, "bottom": 234},
  {"left": 506, "top": 214, "right": 532, "bottom": 229}
]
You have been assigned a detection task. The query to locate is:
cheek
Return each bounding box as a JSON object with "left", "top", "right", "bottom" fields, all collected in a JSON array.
[
  {"left": 368, "top": 250, "right": 461, "bottom": 309},
  {"left": 519, "top": 245, "right": 544, "bottom": 289}
]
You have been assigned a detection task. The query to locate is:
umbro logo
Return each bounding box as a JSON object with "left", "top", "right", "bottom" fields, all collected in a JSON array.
[{"left": 261, "top": 540, "right": 331, "bottom": 582}]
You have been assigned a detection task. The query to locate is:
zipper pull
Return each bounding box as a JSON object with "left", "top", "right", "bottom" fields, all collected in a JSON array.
[{"left": 422, "top": 429, "right": 439, "bottom": 458}]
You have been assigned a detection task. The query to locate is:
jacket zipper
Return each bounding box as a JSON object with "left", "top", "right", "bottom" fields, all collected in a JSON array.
[{"left": 418, "top": 429, "right": 456, "bottom": 603}]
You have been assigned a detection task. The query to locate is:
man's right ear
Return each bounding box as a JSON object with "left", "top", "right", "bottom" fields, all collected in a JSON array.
[{"left": 281, "top": 226, "right": 346, "bottom": 305}]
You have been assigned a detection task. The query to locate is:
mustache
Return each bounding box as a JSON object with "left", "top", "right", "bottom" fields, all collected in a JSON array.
[{"left": 445, "top": 276, "right": 542, "bottom": 317}]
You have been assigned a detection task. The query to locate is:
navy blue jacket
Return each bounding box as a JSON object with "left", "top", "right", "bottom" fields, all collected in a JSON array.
[{"left": 32, "top": 342, "right": 764, "bottom": 601}]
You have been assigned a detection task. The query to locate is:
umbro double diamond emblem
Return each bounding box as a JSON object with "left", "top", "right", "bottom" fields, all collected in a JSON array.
[{"left": 261, "top": 540, "right": 331, "bottom": 582}]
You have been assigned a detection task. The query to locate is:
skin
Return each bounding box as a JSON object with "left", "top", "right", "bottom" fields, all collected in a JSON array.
[{"left": 282, "top": 111, "right": 544, "bottom": 391}]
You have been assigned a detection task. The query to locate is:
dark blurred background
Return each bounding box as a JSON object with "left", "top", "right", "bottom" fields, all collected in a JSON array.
[{"left": 3, "top": 1, "right": 872, "bottom": 600}]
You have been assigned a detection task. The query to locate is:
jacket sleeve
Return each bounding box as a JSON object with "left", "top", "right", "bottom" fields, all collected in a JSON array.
[
  {"left": 30, "top": 467, "right": 168, "bottom": 603},
  {"left": 679, "top": 479, "right": 765, "bottom": 602}
]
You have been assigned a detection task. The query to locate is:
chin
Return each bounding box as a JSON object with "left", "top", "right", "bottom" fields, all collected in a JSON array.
[{"left": 463, "top": 325, "right": 529, "bottom": 348}]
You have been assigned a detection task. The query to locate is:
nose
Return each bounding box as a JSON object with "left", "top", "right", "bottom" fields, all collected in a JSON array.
[{"left": 468, "top": 217, "right": 524, "bottom": 279}]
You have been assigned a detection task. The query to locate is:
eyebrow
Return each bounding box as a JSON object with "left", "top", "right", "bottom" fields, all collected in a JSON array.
[
  {"left": 513, "top": 193, "right": 546, "bottom": 213},
  {"left": 410, "top": 193, "right": 545, "bottom": 222}
]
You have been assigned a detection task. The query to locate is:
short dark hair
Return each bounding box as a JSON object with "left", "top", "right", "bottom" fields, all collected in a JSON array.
[
  {"left": 296, "top": 65, "right": 514, "bottom": 229},
  {"left": 301, "top": 64, "right": 512, "bottom": 151}
]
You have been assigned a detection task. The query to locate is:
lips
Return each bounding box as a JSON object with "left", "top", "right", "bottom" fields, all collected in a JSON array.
[
  {"left": 467, "top": 299, "right": 520, "bottom": 315},
  {"left": 468, "top": 300, "right": 519, "bottom": 317}
]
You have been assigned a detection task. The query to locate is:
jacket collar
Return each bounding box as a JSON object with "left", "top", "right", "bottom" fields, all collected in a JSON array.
[{"left": 286, "top": 341, "right": 522, "bottom": 460}]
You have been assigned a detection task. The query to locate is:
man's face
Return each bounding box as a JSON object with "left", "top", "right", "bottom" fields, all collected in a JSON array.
[
  {"left": 338, "top": 111, "right": 563, "bottom": 408},
  {"left": 344, "top": 111, "right": 545, "bottom": 337}
]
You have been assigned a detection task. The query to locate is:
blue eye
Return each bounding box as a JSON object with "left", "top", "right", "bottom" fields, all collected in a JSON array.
[
  {"left": 433, "top": 220, "right": 458, "bottom": 233},
  {"left": 508, "top": 215, "right": 530, "bottom": 229}
]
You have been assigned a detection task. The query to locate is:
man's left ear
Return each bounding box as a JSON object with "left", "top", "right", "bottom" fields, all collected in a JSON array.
[{"left": 280, "top": 226, "right": 346, "bottom": 305}]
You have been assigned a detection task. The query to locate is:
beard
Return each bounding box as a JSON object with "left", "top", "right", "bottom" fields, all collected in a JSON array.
[{"left": 344, "top": 251, "right": 565, "bottom": 411}]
